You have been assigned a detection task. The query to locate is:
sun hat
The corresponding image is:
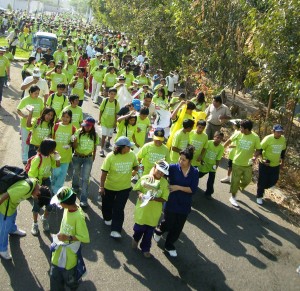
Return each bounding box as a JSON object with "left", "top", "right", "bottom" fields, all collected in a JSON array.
[
  {"left": 50, "top": 186, "right": 74, "bottom": 205},
  {"left": 115, "top": 136, "right": 135, "bottom": 147},
  {"left": 153, "top": 128, "right": 165, "bottom": 141},
  {"left": 155, "top": 159, "right": 169, "bottom": 175},
  {"left": 32, "top": 68, "right": 41, "bottom": 77}
]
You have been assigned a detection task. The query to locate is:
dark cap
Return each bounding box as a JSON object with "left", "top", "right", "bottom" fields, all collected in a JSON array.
[
  {"left": 153, "top": 128, "right": 165, "bottom": 141},
  {"left": 81, "top": 117, "right": 96, "bottom": 127},
  {"left": 273, "top": 124, "right": 284, "bottom": 132}
]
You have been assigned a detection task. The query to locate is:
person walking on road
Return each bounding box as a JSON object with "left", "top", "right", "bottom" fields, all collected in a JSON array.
[{"left": 0, "top": 47, "right": 10, "bottom": 108}]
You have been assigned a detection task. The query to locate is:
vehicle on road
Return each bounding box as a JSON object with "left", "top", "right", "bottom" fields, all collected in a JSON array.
[{"left": 32, "top": 32, "right": 57, "bottom": 54}]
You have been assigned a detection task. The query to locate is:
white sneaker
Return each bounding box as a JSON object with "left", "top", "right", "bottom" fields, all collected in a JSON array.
[
  {"left": 153, "top": 233, "right": 161, "bottom": 242},
  {"left": 220, "top": 176, "right": 231, "bottom": 183},
  {"left": 110, "top": 231, "right": 122, "bottom": 238},
  {"left": 31, "top": 223, "right": 39, "bottom": 236},
  {"left": 256, "top": 198, "right": 263, "bottom": 205},
  {"left": 10, "top": 229, "right": 26, "bottom": 237},
  {"left": 131, "top": 175, "right": 138, "bottom": 181},
  {"left": 41, "top": 215, "right": 50, "bottom": 231},
  {"left": 104, "top": 220, "right": 112, "bottom": 226},
  {"left": 229, "top": 196, "right": 239, "bottom": 207},
  {"left": 0, "top": 250, "right": 12, "bottom": 260},
  {"left": 165, "top": 248, "right": 177, "bottom": 257}
]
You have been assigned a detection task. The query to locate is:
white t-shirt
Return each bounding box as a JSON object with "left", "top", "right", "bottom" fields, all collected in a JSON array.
[
  {"left": 166, "top": 75, "right": 175, "bottom": 92},
  {"left": 22, "top": 77, "right": 50, "bottom": 98}
]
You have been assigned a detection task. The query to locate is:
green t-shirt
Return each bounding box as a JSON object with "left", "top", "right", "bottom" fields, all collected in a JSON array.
[
  {"left": 53, "top": 50, "right": 66, "bottom": 64},
  {"left": 261, "top": 134, "right": 286, "bottom": 167},
  {"left": 51, "top": 208, "right": 90, "bottom": 270},
  {"left": 124, "top": 72, "right": 135, "bottom": 87},
  {"left": 228, "top": 130, "right": 241, "bottom": 160},
  {"left": 103, "top": 72, "right": 117, "bottom": 87},
  {"left": 0, "top": 179, "right": 37, "bottom": 216},
  {"left": 170, "top": 129, "right": 190, "bottom": 163},
  {"left": 99, "top": 98, "right": 120, "bottom": 128},
  {"left": 133, "top": 175, "right": 169, "bottom": 226},
  {"left": 189, "top": 130, "right": 208, "bottom": 167},
  {"left": 135, "top": 116, "right": 150, "bottom": 147},
  {"left": 50, "top": 72, "right": 68, "bottom": 92},
  {"left": 232, "top": 132, "right": 261, "bottom": 166},
  {"left": 46, "top": 93, "right": 69, "bottom": 117},
  {"left": 91, "top": 67, "right": 106, "bottom": 83},
  {"left": 38, "top": 63, "right": 48, "bottom": 77},
  {"left": 53, "top": 123, "right": 75, "bottom": 163},
  {"left": 65, "top": 64, "right": 77, "bottom": 83},
  {"left": 191, "top": 98, "right": 206, "bottom": 112},
  {"left": 74, "top": 130, "right": 100, "bottom": 156},
  {"left": 89, "top": 58, "right": 100, "bottom": 71},
  {"left": 115, "top": 121, "right": 137, "bottom": 143},
  {"left": 61, "top": 105, "right": 83, "bottom": 129},
  {"left": 71, "top": 77, "right": 86, "bottom": 100},
  {"left": 152, "top": 96, "right": 169, "bottom": 110},
  {"left": 28, "top": 154, "right": 57, "bottom": 183},
  {"left": 199, "top": 140, "right": 224, "bottom": 173},
  {"left": 137, "top": 142, "right": 170, "bottom": 175},
  {"left": 17, "top": 96, "right": 44, "bottom": 128},
  {"left": 30, "top": 118, "right": 52, "bottom": 146},
  {"left": 101, "top": 151, "right": 138, "bottom": 191},
  {"left": 136, "top": 75, "right": 150, "bottom": 87},
  {"left": 0, "top": 56, "right": 9, "bottom": 77}
]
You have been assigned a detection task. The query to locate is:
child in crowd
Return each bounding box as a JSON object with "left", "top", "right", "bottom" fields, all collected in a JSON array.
[
  {"left": 61, "top": 94, "right": 83, "bottom": 129},
  {"left": 135, "top": 107, "right": 151, "bottom": 149},
  {"left": 46, "top": 83, "right": 68, "bottom": 117}
]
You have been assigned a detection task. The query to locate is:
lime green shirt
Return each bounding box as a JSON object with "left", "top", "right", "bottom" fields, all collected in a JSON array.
[
  {"left": 17, "top": 96, "right": 44, "bottom": 128},
  {"left": 89, "top": 58, "right": 100, "bottom": 71},
  {"left": 50, "top": 72, "right": 68, "bottom": 92},
  {"left": 228, "top": 130, "right": 241, "bottom": 160},
  {"left": 189, "top": 130, "right": 208, "bottom": 167},
  {"left": 124, "top": 72, "right": 135, "bottom": 87},
  {"left": 65, "top": 64, "right": 77, "bottom": 83},
  {"left": 61, "top": 105, "right": 83, "bottom": 129},
  {"left": 152, "top": 96, "right": 169, "bottom": 110},
  {"left": 71, "top": 77, "right": 86, "bottom": 100},
  {"left": 137, "top": 142, "right": 170, "bottom": 174},
  {"left": 91, "top": 67, "right": 106, "bottom": 83},
  {"left": 261, "top": 134, "right": 286, "bottom": 167},
  {"left": 53, "top": 50, "right": 66, "bottom": 64},
  {"left": 232, "top": 132, "right": 261, "bottom": 166},
  {"left": 99, "top": 98, "right": 120, "bottom": 128},
  {"left": 0, "top": 55, "right": 10, "bottom": 77},
  {"left": 135, "top": 116, "right": 150, "bottom": 147},
  {"left": 191, "top": 98, "right": 206, "bottom": 112},
  {"left": 103, "top": 72, "right": 117, "bottom": 87},
  {"left": 101, "top": 151, "right": 138, "bottom": 191},
  {"left": 0, "top": 179, "right": 37, "bottom": 216},
  {"left": 30, "top": 118, "right": 52, "bottom": 146},
  {"left": 46, "top": 93, "right": 69, "bottom": 117},
  {"left": 133, "top": 175, "right": 169, "bottom": 226},
  {"left": 38, "top": 63, "right": 48, "bottom": 77},
  {"left": 115, "top": 121, "right": 137, "bottom": 143},
  {"left": 199, "top": 140, "right": 224, "bottom": 172},
  {"left": 51, "top": 208, "right": 90, "bottom": 270},
  {"left": 74, "top": 130, "right": 100, "bottom": 156},
  {"left": 170, "top": 129, "right": 190, "bottom": 163},
  {"left": 136, "top": 75, "right": 150, "bottom": 87}
]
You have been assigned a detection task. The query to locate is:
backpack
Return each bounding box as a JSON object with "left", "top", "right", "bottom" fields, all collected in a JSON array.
[
  {"left": 49, "top": 93, "right": 66, "bottom": 111},
  {"left": 53, "top": 122, "right": 76, "bottom": 139},
  {"left": 25, "top": 153, "right": 43, "bottom": 174},
  {"left": 101, "top": 98, "right": 117, "bottom": 114},
  {"left": 0, "top": 166, "right": 34, "bottom": 220}
]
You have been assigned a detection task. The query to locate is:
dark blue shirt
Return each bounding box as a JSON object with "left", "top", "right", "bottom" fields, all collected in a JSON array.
[{"left": 165, "top": 163, "right": 199, "bottom": 215}]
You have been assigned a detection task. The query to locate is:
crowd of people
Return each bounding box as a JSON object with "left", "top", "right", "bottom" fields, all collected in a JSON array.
[{"left": 0, "top": 10, "right": 288, "bottom": 290}]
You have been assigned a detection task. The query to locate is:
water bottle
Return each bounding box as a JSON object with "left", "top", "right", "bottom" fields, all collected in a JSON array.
[{"left": 138, "top": 163, "right": 144, "bottom": 178}]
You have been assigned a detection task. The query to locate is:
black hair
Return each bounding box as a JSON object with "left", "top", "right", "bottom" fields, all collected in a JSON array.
[
  {"left": 182, "top": 119, "right": 195, "bottom": 129},
  {"left": 113, "top": 145, "right": 126, "bottom": 155},
  {"left": 69, "top": 94, "right": 79, "bottom": 103},
  {"left": 38, "top": 186, "right": 52, "bottom": 206},
  {"left": 107, "top": 66, "right": 115, "bottom": 73},
  {"left": 61, "top": 109, "right": 73, "bottom": 123},
  {"left": 180, "top": 146, "right": 194, "bottom": 161},
  {"left": 62, "top": 193, "right": 77, "bottom": 205},
  {"left": 140, "top": 107, "right": 149, "bottom": 116},
  {"left": 77, "top": 67, "right": 85, "bottom": 73},
  {"left": 125, "top": 115, "right": 137, "bottom": 126},
  {"left": 79, "top": 125, "right": 97, "bottom": 143},
  {"left": 39, "top": 107, "right": 56, "bottom": 129},
  {"left": 57, "top": 83, "right": 66, "bottom": 89},
  {"left": 29, "top": 85, "right": 40, "bottom": 94},
  {"left": 179, "top": 93, "right": 186, "bottom": 99},
  {"left": 55, "top": 65, "right": 62, "bottom": 72},
  {"left": 157, "top": 88, "right": 166, "bottom": 100},
  {"left": 144, "top": 92, "right": 153, "bottom": 99},
  {"left": 214, "top": 131, "right": 224, "bottom": 138},
  {"left": 240, "top": 119, "right": 253, "bottom": 131},
  {"left": 186, "top": 101, "right": 196, "bottom": 110},
  {"left": 213, "top": 95, "right": 223, "bottom": 104},
  {"left": 197, "top": 120, "right": 207, "bottom": 127},
  {"left": 234, "top": 121, "right": 241, "bottom": 129},
  {"left": 108, "top": 87, "right": 117, "bottom": 93},
  {"left": 38, "top": 138, "right": 56, "bottom": 156},
  {"left": 196, "top": 92, "right": 205, "bottom": 103}
]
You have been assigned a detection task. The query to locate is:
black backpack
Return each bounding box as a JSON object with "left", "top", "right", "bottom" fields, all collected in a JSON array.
[{"left": 0, "top": 166, "right": 33, "bottom": 220}]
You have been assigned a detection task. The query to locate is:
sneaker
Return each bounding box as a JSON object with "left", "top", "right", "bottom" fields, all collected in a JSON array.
[
  {"left": 10, "top": 229, "right": 26, "bottom": 237},
  {"left": 100, "top": 150, "right": 105, "bottom": 157},
  {"left": 131, "top": 175, "right": 138, "bottom": 182},
  {"left": 41, "top": 215, "right": 50, "bottom": 231},
  {"left": 220, "top": 176, "right": 231, "bottom": 183},
  {"left": 165, "top": 248, "right": 177, "bottom": 257},
  {"left": 229, "top": 196, "right": 239, "bottom": 207},
  {"left": 104, "top": 220, "right": 112, "bottom": 226},
  {"left": 132, "top": 239, "right": 138, "bottom": 249},
  {"left": 80, "top": 201, "right": 88, "bottom": 208},
  {"left": 256, "top": 198, "right": 263, "bottom": 205},
  {"left": 31, "top": 223, "right": 39, "bottom": 236},
  {"left": 0, "top": 251, "right": 12, "bottom": 260},
  {"left": 105, "top": 141, "right": 111, "bottom": 149},
  {"left": 110, "top": 231, "right": 122, "bottom": 238},
  {"left": 153, "top": 233, "right": 161, "bottom": 242},
  {"left": 143, "top": 252, "right": 151, "bottom": 258}
]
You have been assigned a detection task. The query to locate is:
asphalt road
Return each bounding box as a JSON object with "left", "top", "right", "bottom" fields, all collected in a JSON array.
[{"left": 0, "top": 62, "right": 299, "bottom": 291}]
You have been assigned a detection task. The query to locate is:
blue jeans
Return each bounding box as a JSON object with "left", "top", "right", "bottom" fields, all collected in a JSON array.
[
  {"left": 0, "top": 211, "right": 17, "bottom": 252},
  {"left": 72, "top": 156, "right": 93, "bottom": 203},
  {"left": 20, "top": 127, "right": 30, "bottom": 163},
  {"left": 52, "top": 163, "right": 70, "bottom": 195}
]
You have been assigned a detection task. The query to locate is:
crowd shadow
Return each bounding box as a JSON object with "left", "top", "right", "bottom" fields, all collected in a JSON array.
[{"left": 0, "top": 106, "right": 20, "bottom": 133}]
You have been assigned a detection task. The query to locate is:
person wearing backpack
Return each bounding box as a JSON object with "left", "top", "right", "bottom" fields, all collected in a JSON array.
[
  {"left": 46, "top": 83, "right": 69, "bottom": 118},
  {"left": 52, "top": 110, "right": 76, "bottom": 195},
  {"left": 27, "top": 107, "right": 56, "bottom": 159},
  {"left": 98, "top": 88, "right": 120, "bottom": 157},
  {"left": 72, "top": 117, "right": 100, "bottom": 208},
  {"left": 60, "top": 94, "right": 83, "bottom": 129},
  {"left": 27, "top": 138, "right": 61, "bottom": 236},
  {"left": 70, "top": 67, "right": 89, "bottom": 107},
  {"left": 0, "top": 177, "right": 51, "bottom": 260}
]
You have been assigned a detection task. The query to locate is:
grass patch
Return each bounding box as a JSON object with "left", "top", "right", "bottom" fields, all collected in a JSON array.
[{"left": 0, "top": 37, "right": 32, "bottom": 59}]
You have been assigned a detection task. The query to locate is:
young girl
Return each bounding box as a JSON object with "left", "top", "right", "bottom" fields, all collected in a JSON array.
[
  {"left": 152, "top": 88, "right": 169, "bottom": 110},
  {"left": 72, "top": 117, "right": 100, "bottom": 207},
  {"left": 115, "top": 111, "right": 139, "bottom": 150},
  {"left": 28, "top": 138, "right": 61, "bottom": 236},
  {"left": 27, "top": 107, "right": 56, "bottom": 159},
  {"left": 52, "top": 110, "right": 76, "bottom": 195},
  {"left": 135, "top": 107, "right": 151, "bottom": 149}
]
